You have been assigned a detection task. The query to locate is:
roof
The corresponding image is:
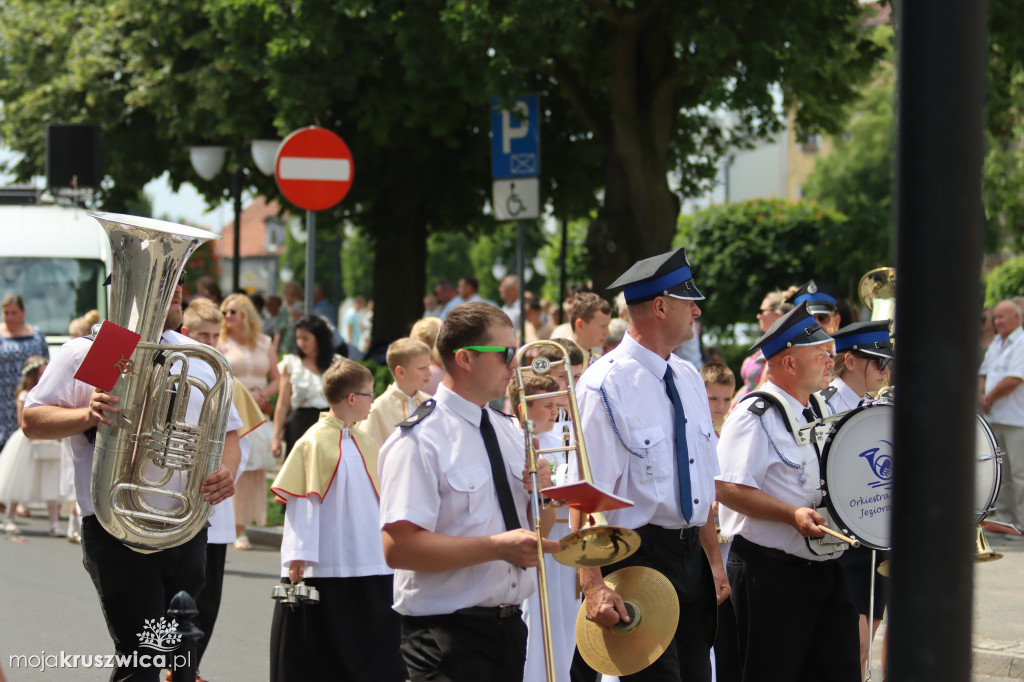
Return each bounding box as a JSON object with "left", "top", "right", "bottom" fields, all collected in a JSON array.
[{"left": 211, "top": 196, "right": 288, "bottom": 258}]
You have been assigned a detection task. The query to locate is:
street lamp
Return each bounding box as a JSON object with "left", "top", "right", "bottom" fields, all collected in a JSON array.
[{"left": 187, "top": 139, "right": 281, "bottom": 292}]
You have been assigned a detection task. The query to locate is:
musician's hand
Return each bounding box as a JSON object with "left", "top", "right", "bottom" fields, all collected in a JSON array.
[
  {"left": 523, "top": 455, "right": 553, "bottom": 493},
  {"left": 492, "top": 528, "right": 561, "bottom": 567},
  {"left": 88, "top": 389, "right": 119, "bottom": 426},
  {"left": 583, "top": 582, "right": 631, "bottom": 628},
  {"left": 711, "top": 562, "right": 731, "bottom": 605},
  {"left": 794, "top": 507, "right": 826, "bottom": 537},
  {"left": 288, "top": 560, "right": 306, "bottom": 584},
  {"left": 201, "top": 465, "right": 235, "bottom": 504}
]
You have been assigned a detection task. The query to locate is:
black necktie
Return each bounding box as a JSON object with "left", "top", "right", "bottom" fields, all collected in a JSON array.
[
  {"left": 803, "top": 407, "right": 816, "bottom": 423},
  {"left": 663, "top": 365, "right": 693, "bottom": 523},
  {"left": 480, "top": 410, "right": 521, "bottom": 532}
]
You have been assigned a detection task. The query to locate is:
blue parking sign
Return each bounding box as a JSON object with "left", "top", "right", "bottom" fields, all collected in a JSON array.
[{"left": 491, "top": 94, "right": 540, "bottom": 179}]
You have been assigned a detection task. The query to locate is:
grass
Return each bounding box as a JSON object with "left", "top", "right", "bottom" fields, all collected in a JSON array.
[{"left": 266, "top": 476, "right": 284, "bottom": 527}]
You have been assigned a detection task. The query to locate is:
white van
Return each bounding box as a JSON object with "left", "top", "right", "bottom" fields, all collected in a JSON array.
[{"left": 0, "top": 200, "right": 111, "bottom": 350}]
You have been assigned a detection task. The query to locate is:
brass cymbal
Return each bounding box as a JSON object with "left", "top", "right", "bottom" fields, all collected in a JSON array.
[
  {"left": 575, "top": 566, "right": 679, "bottom": 676},
  {"left": 554, "top": 526, "right": 641, "bottom": 568}
]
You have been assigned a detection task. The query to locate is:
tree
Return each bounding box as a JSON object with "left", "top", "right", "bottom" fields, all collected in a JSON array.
[
  {"left": 675, "top": 198, "right": 848, "bottom": 328},
  {"left": 444, "top": 0, "right": 883, "bottom": 287},
  {"left": 984, "top": 257, "right": 1024, "bottom": 306}
]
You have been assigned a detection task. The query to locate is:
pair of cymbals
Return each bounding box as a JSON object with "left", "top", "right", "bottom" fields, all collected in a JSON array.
[
  {"left": 575, "top": 566, "right": 679, "bottom": 676},
  {"left": 554, "top": 525, "right": 641, "bottom": 568}
]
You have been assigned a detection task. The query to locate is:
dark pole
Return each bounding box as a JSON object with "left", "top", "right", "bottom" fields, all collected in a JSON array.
[
  {"left": 558, "top": 215, "right": 568, "bottom": 325},
  {"left": 232, "top": 168, "right": 242, "bottom": 293},
  {"left": 889, "top": 2, "right": 986, "bottom": 682}
]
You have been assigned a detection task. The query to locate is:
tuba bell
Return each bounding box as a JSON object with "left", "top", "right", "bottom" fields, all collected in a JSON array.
[{"left": 89, "top": 212, "right": 234, "bottom": 552}]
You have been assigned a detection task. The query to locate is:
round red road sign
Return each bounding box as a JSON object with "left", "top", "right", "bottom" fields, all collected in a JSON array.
[{"left": 274, "top": 127, "right": 354, "bottom": 211}]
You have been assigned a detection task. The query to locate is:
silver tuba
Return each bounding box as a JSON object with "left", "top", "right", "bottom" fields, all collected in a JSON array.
[{"left": 88, "top": 212, "right": 234, "bottom": 552}]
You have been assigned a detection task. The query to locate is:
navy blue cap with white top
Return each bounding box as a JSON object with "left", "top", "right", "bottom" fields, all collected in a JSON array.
[
  {"left": 831, "top": 320, "right": 893, "bottom": 358},
  {"left": 787, "top": 279, "right": 840, "bottom": 314},
  {"left": 607, "top": 248, "right": 705, "bottom": 304},
  {"left": 750, "top": 301, "right": 833, "bottom": 360}
]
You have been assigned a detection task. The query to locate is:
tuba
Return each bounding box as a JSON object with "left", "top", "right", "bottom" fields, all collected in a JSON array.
[
  {"left": 89, "top": 212, "right": 234, "bottom": 552},
  {"left": 858, "top": 267, "right": 896, "bottom": 324}
]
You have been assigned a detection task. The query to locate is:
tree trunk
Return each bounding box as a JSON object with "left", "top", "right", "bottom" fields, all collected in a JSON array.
[
  {"left": 368, "top": 202, "right": 427, "bottom": 358},
  {"left": 584, "top": 8, "right": 680, "bottom": 289}
]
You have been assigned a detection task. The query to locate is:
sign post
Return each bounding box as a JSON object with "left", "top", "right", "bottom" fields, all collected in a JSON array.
[
  {"left": 491, "top": 94, "right": 540, "bottom": 342},
  {"left": 274, "top": 127, "right": 355, "bottom": 316}
]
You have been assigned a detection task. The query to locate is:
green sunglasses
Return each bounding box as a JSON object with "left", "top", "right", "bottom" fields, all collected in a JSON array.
[{"left": 454, "top": 345, "right": 517, "bottom": 365}]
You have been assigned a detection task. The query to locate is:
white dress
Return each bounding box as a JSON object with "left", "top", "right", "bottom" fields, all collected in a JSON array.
[{"left": 0, "top": 393, "right": 66, "bottom": 503}]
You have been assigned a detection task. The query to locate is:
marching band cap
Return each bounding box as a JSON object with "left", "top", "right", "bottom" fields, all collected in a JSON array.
[
  {"left": 787, "top": 279, "right": 840, "bottom": 314},
  {"left": 750, "top": 301, "right": 833, "bottom": 360},
  {"left": 607, "top": 248, "right": 705, "bottom": 304},
  {"left": 831, "top": 320, "right": 893, "bottom": 359}
]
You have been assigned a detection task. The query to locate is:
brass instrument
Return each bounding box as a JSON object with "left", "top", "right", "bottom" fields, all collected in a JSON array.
[
  {"left": 89, "top": 212, "right": 234, "bottom": 552},
  {"left": 513, "top": 340, "right": 640, "bottom": 682},
  {"left": 858, "top": 267, "right": 896, "bottom": 324}
]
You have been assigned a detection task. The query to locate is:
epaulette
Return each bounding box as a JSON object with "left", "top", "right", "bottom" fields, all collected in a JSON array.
[
  {"left": 744, "top": 391, "right": 782, "bottom": 418},
  {"left": 819, "top": 386, "right": 838, "bottom": 403},
  {"left": 398, "top": 399, "right": 436, "bottom": 429}
]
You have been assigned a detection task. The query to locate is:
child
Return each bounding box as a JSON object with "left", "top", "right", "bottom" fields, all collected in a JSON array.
[
  {"left": 510, "top": 372, "right": 579, "bottom": 682},
  {"left": 181, "top": 297, "right": 263, "bottom": 676},
  {"left": 269, "top": 358, "right": 403, "bottom": 682},
  {"left": 701, "top": 361, "right": 736, "bottom": 435},
  {"left": 365, "top": 337, "right": 432, "bottom": 446},
  {"left": 0, "top": 356, "right": 64, "bottom": 536},
  {"left": 532, "top": 339, "right": 585, "bottom": 426},
  {"left": 702, "top": 360, "right": 740, "bottom": 682}
]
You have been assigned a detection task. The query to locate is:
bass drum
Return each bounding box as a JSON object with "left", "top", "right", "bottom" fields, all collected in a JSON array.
[
  {"left": 820, "top": 402, "right": 894, "bottom": 551},
  {"left": 975, "top": 413, "right": 1003, "bottom": 526}
]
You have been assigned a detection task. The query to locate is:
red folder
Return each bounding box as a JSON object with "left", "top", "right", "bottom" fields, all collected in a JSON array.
[
  {"left": 542, "top": 481, "right": 634, "bottom": 514},
  {"left": 73, "top": 321, "right": 142, "bottom": 392}
]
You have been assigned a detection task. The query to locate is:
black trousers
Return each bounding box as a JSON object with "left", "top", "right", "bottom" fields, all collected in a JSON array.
[
  {"left": 195, "top": 542, "right": 226, "bottom": 668},
  {"left": 728, "top": 536, "right": 860, "bottom": 682},
  {"left": 284, "top": 407, "right": 327, "bottom": 459},
  {"left": 400, "top": 607, "right": 528, "bottom": 682},
  {"left": 597, "top": 524, "right": 717, "bottom": 682},
  {"left": 81, "top": 515, "right": 207, "bottom": 682},
  {"left": 270, "top": 575, "right": 404, "bottom": 682}
]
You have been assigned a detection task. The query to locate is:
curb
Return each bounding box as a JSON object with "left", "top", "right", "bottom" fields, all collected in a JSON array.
[
  {"left": 246, "top": 525, "right": 283, "bottom": 549},
  {"left": 974, "top": 639, "right": 1024, "bottom": 679}
]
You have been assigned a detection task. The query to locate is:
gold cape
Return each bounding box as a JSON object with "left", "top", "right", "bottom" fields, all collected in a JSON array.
[{"left": 270, "top": 412, "right": 379, "bottom": 504}]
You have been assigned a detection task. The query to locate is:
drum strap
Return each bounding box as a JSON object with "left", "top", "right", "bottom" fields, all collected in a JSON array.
[{"left": 742, "top": 390, "right": 828, "bottom": 476}]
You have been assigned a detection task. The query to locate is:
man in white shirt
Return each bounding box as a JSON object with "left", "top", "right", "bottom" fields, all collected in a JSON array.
[
  {"left": 575, "top": 248, "right": 728, "bottom": 682},
  {"left": 499, "top": 274, "right": 521, "bottom": 333},
  {"left": 23, "top": 281, "right": 243, "bottom": 682},
  {"left": 979, "top": 299, "right": 1024, "bottom": 529},
  {"left": 379, "top": 302, "right": 558, "bottom": 682},
  {"left": 716, "top": 302, "right": 859, "bottom": 681}
]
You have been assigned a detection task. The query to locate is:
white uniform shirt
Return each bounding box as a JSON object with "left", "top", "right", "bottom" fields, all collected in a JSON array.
[
  {"left": 980, "top": 327, "right": 1024, "bottom": 428},
  {"left": 280, "top": 432, "right": 392, "bottom": 578},
  {"left": 207, "top": 429, "right": 250, "bottom": 543},
  {"left": 717, "top": 381, "right": 830, "bottom": 562},
  {"left": 25, "top": 331, "right": 243, "bottom": 517},
  {"left": 379, "top": 383, "right": 535, "bottom": 616},
  {"left": 575, "top": 331, "right": 718, "bottom": 530},
  {"left": 828, "top": 377, "right": 863, "bottom": 414}
]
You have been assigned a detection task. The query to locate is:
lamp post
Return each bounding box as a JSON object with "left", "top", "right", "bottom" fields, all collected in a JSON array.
[{"left": 187, "top": 139, "right": 281, "bottom": 292}]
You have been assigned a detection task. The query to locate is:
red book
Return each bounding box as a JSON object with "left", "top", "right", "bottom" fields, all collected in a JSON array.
[
  {"left": 542, "top": 481, "right": 634, "bottom": 514},
  {"left": 73, "top": 321, "right": 142, "bottom": 392},
  {"left": 981, "top": 519, "right": 1022, "bottom": 536}
]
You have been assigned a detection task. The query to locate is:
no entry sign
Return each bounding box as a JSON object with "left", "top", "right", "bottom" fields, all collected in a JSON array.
[{"left": 274, "top": 127, "right": 354, "bottom": 211}]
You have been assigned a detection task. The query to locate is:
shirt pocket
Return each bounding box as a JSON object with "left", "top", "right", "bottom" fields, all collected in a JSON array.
[
  {"left": 445, "top": 464, "right": 492, "bottom": 519},
  {"left": 628, "top": 425, "right": 670, "bottom": 480}
]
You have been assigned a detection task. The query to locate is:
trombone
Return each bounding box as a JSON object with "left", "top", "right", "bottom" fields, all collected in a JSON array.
[{"left": 513, "top": 340, "right": 640, "bottom": 682}]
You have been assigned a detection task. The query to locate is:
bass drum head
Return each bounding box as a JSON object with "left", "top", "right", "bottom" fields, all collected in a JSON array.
[
  {"left": 821, "top": 403, "right": 894, "bottom": 550},
  {"left": 975, "top": 413, "right": 1002, "bottom": 526}
]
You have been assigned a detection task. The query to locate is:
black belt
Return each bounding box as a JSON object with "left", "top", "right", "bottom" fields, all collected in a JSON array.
[
  {"left": 453, "top": 604, "right": 522, "bottom": 619},
  {"left": 634, "top": 523, "right": 700, "bottom": 542},
  {"left": 732, "top": 535, "right": 828, "bottom": 567}
]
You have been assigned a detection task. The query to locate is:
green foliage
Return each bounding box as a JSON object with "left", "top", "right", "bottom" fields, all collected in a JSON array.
[
  {"left": 538, "top": 219, "right": 592, "bottom": 302},
  {"left": 341, "top": 227, "right": 375, "bottom": 300},
  {"left": 985, "top": 257, "right": 1024, "bottom": 306},
  {"left": 676, "top": 199, "right": 848, "bottom": 327},
  {"left": 359, "top": 358, "right": 393, "bottom": 398}
]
